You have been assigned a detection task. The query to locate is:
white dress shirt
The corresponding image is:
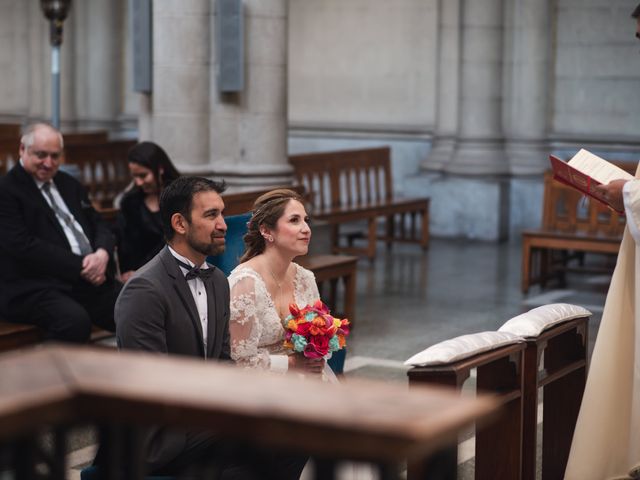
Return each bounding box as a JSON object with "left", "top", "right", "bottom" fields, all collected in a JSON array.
[{"left": 168, "top": 246, "right": 210, "bottom": 353}]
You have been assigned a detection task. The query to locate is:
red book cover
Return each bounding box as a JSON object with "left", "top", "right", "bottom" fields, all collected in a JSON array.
[{"left": 549, "top": 154, "right": 624, "bottom": 214}]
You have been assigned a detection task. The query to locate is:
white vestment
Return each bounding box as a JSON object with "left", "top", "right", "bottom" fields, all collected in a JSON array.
[{"left": 565, "top": 177, "right": 640, "bottom": 479}]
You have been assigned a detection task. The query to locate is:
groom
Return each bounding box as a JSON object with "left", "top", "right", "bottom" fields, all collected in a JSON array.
[
  {"left": 111, "top": 176, "right": 306, "bottom": 479},
  {"left": 113, "top": 176, "right": 233, "bottom": 475}
]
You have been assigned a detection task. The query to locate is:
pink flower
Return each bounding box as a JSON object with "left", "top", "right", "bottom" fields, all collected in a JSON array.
[{"left": 305, "top": 335, "right": 330, "bottom": 358}]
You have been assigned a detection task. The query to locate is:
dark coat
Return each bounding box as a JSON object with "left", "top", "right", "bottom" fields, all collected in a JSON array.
[
  {"left": 0, "top": 163, "right": 115, "bottom": 312},
  {"left": 116, "top": 188, "right": 164, "bottom": 272},
  {"left": 114, "top": 245, "right": 231, "bottom": 471}
]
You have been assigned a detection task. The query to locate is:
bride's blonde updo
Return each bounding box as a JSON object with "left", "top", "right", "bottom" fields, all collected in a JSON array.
[{"left": 240, "top": 188, "right": 306, "bottom": 263}]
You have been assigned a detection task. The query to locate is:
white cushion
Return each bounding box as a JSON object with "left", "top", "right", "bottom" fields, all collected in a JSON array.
[
  {"left": 404, "top": 331, "right": 524, "bottom": 367},
  {"left": 498, "top": 303, "right": 592, "bottom": 338}
]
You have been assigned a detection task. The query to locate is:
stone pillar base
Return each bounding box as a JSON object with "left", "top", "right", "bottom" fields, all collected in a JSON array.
[
  {"left": 405, "top": 172, "right": 510, "bottom": 241},
  {"left": 422, "top": 136, "right": 456, "bottom": 171},
  {"left": 506, "top": 139, "right": 549, "bottom": 175},
  {"left": 207, "top": 162, "right": 293, "bottom": 192},
  {"left": 445, "top": 139, "right": 509, "bottom": 175}
]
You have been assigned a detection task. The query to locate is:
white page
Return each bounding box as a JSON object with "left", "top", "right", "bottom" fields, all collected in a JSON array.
[{"left": 568, "top": 149, "right": 634, "bottom": 184}]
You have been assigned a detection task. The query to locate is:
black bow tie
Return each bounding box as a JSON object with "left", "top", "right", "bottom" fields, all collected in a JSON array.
[{"left": 175, "top": 259, "right": 214, "bottom": 281}]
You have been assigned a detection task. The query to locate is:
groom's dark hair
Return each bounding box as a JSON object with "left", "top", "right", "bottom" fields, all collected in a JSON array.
[
  {"left": 160, "top": 176, "right": 226, "bottom": 241},
  {"left": 633, "top": 3, "right": 640, "bottom": 18}
]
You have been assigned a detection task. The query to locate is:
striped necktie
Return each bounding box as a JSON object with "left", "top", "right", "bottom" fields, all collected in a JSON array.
[{"left": 42, "top": 182, "right": 93, "bottom": 256}]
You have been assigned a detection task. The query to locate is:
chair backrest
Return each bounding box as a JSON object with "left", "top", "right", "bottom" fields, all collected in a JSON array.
[
  {"left": 542, "top": 171, "right": 626, "bottom": 237},
  {"left": 207, "top": 212, "right": 251, "bottom": 276}
]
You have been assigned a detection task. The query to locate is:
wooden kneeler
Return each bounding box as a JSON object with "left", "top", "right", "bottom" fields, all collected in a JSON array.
[
  {"left": 407, "top": 343, "right": 526, "bottom": 480},
  {"left": 520, "top": 316, "right": 589, "bottom": 480}
]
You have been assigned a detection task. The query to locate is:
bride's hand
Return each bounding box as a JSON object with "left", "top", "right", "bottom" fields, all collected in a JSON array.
[{"left": 288, "top": 353, "right": 325, "bottom": 376}]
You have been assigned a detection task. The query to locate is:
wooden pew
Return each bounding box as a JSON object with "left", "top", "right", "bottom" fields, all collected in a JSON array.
[
  {"left": 289, "top": 147, "right": 430, "bottom": 260},
  {"left": 0, "top": 320, "right": 113, "bottom": 353},
  {"left": 0, "top": 130, "right": 117, "bottom": 179},
  {"left": 408, "top": 343, "right": 525, "bottom": 480},
  {"left": 0, "top": 123, "right": 21, "bottom": 140},
  {"left": 0, "top": 345, "right": 501, "bottom": 479},
  {"left": 521, "top": 171, "right": 627, "bottom": 293},
  {"left": 64, "top": 139, "right": 137, "bottom": 209},
  {"left": 0, "top": 138, "right": 16, "bottom": 175},
  {"left": 222, "top": 184, "right": 306, "bottom": 216}
]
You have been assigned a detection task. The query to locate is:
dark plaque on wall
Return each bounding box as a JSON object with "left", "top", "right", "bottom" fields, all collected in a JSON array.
[
  {"left": 131, "top": 0, "right": 152, "bottom": 93},
  {"left": 216, "top": 0, "right": 244, "bottom": 93}
]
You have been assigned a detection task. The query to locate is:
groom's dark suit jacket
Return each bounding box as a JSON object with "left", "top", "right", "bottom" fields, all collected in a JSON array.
[
  {"left": 0, "top": 164, "right": 115, "bottom": 313},
  {"left": 114, "top": 245, "right": 231, "bottom": 471}
]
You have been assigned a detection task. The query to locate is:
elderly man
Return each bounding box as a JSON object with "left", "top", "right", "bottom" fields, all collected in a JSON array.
[{"left": 0, "top": 123, "right": 120, "bottom": 342}]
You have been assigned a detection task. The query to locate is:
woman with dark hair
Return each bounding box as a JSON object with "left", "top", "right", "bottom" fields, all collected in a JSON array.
[
  {"left": 116, "top": 141, "right": 180, "bottom": 282},
  {"left": 228, "top": 188, "right": 335, "bottom": 380}
]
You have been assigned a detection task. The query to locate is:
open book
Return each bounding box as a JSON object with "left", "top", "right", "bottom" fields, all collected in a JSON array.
[{"left": 549, "top": 149, "right": 634, "bottom": 214}]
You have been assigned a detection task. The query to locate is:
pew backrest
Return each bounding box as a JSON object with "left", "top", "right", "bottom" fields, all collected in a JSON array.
[
  {"left": 64, "top": 140, "right": 136, "bottom": 208},
  {"left": 289, "top": 147, "right": 394, "bottom": 212},
  {"left": 221, "top": 184, "right": 306, "bottom": 216}
]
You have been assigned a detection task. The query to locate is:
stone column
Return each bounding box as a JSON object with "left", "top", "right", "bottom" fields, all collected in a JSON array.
[
  {"left": 71, "top": 0, "right": 124, "bottom": 131},
  {"left": 149, "top": 0, "right": 211, "bottom": 171},
  {"left": 423, "top": 0, "right": 461, "bottom": 171},
  {"left": 27, "top": 2, "right": 52, "bottom": 122},
  {"left": 0, "top": 1, "right": 29, "bottom": 122},
  {"left": 504, "top": 0, "right": 550, "bottom": 174},
  {"left": 208, "top": 0, "right": 291, "bottom": 189},
  {"left": 445, "top": 0, "right": 507, "bottom": 175}
]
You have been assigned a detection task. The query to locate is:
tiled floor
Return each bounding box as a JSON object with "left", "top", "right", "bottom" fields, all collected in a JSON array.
[{"left": 63, "top": 238, "right": 611, "bottom": 479}]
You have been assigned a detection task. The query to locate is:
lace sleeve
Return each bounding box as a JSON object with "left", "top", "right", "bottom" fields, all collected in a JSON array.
[{"left": 229, "top": 274, "right": 271, "bottom": 369}]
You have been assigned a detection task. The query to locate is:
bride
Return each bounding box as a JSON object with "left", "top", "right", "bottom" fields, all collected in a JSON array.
[{"left": 228, "top": 189, "right": 335, "bottom": 380}]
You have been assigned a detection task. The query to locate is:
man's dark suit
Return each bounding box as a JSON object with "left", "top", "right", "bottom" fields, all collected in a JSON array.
[
  {"left": 114, "top": 245, "right": 231, "bottom": 474},
  {"left": 0, "top": 163, "right": 119, "bottom": 340}
]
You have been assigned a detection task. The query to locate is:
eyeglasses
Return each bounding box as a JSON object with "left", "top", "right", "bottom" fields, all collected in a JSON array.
[{"left": 29, "top": 149, "right": 62, "bottom": 161}]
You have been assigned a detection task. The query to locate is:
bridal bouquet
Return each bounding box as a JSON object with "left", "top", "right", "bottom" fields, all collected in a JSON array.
[{"left": 282, "top": 300, "right": 350, "bottom": 359}]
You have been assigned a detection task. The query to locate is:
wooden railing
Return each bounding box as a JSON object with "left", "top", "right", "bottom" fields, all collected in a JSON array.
[{"left": 0, "top": 345, "right": 500, "bottom": 479}]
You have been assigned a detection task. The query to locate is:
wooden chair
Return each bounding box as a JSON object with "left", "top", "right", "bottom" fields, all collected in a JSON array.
[
  {"left": 290, "top": 147, "right": 429, "bottom": 260},
  {"left": 521, "top": 171, "right": 626, "bottom": 293}
]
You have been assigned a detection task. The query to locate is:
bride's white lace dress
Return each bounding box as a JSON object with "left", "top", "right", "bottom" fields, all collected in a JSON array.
[{"left": 228, "top": 263, "right": 336, "bottom": 380}]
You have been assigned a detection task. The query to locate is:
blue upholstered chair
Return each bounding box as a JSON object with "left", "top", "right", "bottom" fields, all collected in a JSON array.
[{"left": 207, "top": 212, "right": 252, "bottom": 276}]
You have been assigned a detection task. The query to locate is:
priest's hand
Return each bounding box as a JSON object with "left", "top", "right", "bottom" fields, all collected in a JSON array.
[{"left": 593, "top": 179, "right": 628, "bottom": 213}]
